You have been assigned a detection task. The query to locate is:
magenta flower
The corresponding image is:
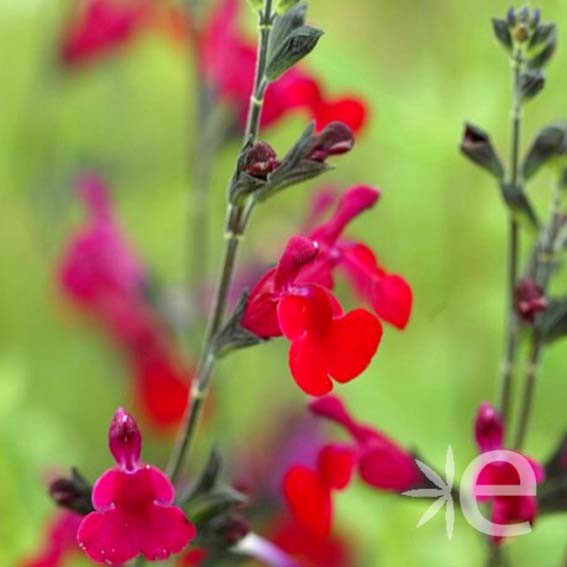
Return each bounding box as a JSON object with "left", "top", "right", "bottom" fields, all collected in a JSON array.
[
  {"left": 473, "top": 403, "right": 545, "bottom": 544},
  {"left": 19, "top": 511, "right": 83, "bottom": 567},
  {"left": 58, "top": 174, "right": 193, "bottom": 430},
  {"left": 77, "top": 408, "right": 195, "bottom": 565}
]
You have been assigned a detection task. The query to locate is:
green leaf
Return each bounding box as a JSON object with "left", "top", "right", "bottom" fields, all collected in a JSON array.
[
  {"left": 265, "top": 25, "right": 324, "bottom": 81},
  {"left": 500, "top": 182, "right": 539, "bottom": 231}
]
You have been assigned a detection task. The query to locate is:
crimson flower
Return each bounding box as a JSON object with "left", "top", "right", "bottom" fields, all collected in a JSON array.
[
  {"left": 306, "top": 185, "right": 413, "bottom": 330},
  {"left": 473, "top": 402, "right": 545, "bottom": 544},
  {"left": 58, "top": 174, "right": 192, "bottom": 429},
  {"left": 283, "top": 443, "right": 356, "bottom": 538},
  {"left": 18, "top": 512, "right": 83, "bottom": 567},
  {"left": 78, "top": 408, "right": 195, "bottom": 564},
  {"left": 200, "top": 0, "right": 368, "bottom": 132},
  {"left": 59, "top": 0, "right": 157, "bottom": 67},
  {"left": 267, "top": 514, "right": 354, "bottom": 567},
  {"left": 309, "top": 395, "right": 420, "bottom": 491},
  {"left": 243, "top": 236, "right": 382, "bottom": 395},
  {"left": 283, "top": 396, "right": 419, "bottom": 538}
]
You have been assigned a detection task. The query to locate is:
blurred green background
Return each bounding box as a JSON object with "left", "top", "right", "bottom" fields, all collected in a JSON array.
[{"left": 1, "top": 0, "right": 566, "bottom": 565}]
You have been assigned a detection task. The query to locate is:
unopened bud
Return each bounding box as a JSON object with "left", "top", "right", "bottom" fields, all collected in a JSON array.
[
  {"left": 49, "top": 469, "right": 94, "bottom": 515},
  {"left": 474, "top": 403, "right": 504, "bottom": 453},
  {"left": 242, "top": 142, "right": 279, "bottom": 179},
  {"left": 210, "top": 513, "right": 250, "bottom": 546},
  {"left": 460, "top": 123, "right": 504, "bottom": 179},
  {"left": 514, "top": 279, "right": 548, "bottom": 323},
  {"left": 308, "top": 122, "right": 355, "bottom": 162}
]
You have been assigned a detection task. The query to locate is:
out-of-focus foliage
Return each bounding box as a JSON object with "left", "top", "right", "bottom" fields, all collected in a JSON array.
[{"left": 1, "top": 1, "right": 566, "bottom": 566}]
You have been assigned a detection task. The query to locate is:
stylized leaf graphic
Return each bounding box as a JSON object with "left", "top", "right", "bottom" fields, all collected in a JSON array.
[{"left": 416, "top": 496, "right": 448, "bottom": 528}]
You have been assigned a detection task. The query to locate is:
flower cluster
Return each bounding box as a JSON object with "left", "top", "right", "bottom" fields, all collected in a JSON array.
[
  {"left": 59, "top": 174, "right": 193, "bottom": 429},
  {"left": 283, "top": 395, "right": 420, "bottom": 537},
  {"left": 243, "top": 185, "right": 412, "bottom": 395},
  {"left": 59, "top": 0, "right": 368, "bottom": 134}
]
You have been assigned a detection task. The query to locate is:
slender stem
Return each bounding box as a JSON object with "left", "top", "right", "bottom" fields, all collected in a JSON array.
[
  {"left": 513, "top": 179, "right": 564, "bottom": 450},
  {"left": 498, "top": 48, "right": 524, "bottom": 428},
  {"left": 513, "top": 337, "right": 542, "bottom": 449},
  {"left": 166, "top": 0, "right": 275, "bottom": 485}
]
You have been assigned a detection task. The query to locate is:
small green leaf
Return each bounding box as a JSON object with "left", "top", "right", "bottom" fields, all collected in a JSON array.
[{"left": 266, "top": 25, "right": 324, "bottom": 81}]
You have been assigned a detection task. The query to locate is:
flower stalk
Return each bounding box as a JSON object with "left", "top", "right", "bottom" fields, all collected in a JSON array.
[
  {"left": 166, "top": 0, "right": 275, "bottom": 486},
  {"left": 514, "top": 176, "right": 564, "bottom": 449},
  {"left": 498, "top": 45, "right": 524, "bottom": 428}
]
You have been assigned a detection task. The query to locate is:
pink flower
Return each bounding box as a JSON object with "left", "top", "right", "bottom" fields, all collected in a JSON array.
[
  {"left": 243, "top": 236, "right": 382, "bottom": 396},
  {"left": 77, "top": 408, "right": 195, "bottom": 564},
  {"left": 60, "top": 0, "right": 155, "bottom": 67},
  {"left": 473, "top": 403, "right": 545, "bottom": 544},
  {"left": 200, "top": 0, "right": 368, "bottom": 132},
  {"left": 58, "top": 174, "right": 193, "bottom": 430},
  {"left": 306, "top": 185, "right": 413, "bottom": 330},
  {"left": 19, "top": 512, "right": 83, "bottom": 567}
]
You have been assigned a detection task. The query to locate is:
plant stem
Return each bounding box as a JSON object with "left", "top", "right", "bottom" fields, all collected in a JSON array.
[
  {"left": 498, "top": 48, "right": 524, "bottom": 428},
  {"left": 166, "top": 0, "right": 274, "bottom": 485},
  {"left": 513, "top": 178, "right": 564, "bottom": 450},
  {"left": 513, "top": 337, "right": 542, "bottom": 449}
]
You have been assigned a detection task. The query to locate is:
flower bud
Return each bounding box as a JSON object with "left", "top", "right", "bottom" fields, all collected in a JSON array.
[
  {"left": 109, "top": 407, "right": 142, "bottom": 471},
  {"left": 49, "top": 469, "right": 94, "bottom": 515},
  {"left": 242, "top": 141, "right": 280, "bottom": 179},
  {"left": 308, "top": 122, "right": 355, "bottom": 162},
  {"left": 460, "top": 123, "right": 504, "bottom": 179},
  {"left": 474, "top": 403, "right": 504, "bottom": 453},
  {"left": 514, "top": 279, "right": 548, "bottom": 323},
  {"left": 209, "top": 513, "right": 250, "bottom": 546}
]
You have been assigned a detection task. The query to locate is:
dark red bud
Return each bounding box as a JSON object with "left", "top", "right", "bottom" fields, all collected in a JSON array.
[
  {"left": 210, "top": 513, "right": 250, "bottom": 546},
  {"left": 308, "top": 121, "right": 355, "bottom": 162},
  {"left": 514, "top": 279, "right": 548, "bottom": 323},
  {"left": 49, "top": 469, "right": 94, "bottom": 515},
  {"left": 242, "top": 141, "right": 280, "bottom": 179}
]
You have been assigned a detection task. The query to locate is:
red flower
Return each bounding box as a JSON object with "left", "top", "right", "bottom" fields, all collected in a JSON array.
[
  {"left": 267, "top": 515, "right": 354, "bottom": 567},
  {"left": 243, "top": 236, "right": 382, "bottom": 396},
  {"left": 473, "top": 403, "right": 545, "bottom": 544},
  {"left": 309, "top": 395, "right": 420, "bottom": 491},
  {"left": 283, "top": 396, "right": 419, "bottom": 539},
  {"left": 18, "top": 512, "right": 83, "bottom": 567},
  {"left": 283, "top": 443, "right": 356, "bottom": 538},
  {"left": 307, "top": 185, "right": 413, "bottom": 330},
  {"left": 58, "top": 174, "right": 193, "bottom": 430},
  {"left": 60, "top": 0, "right": 155, "bottom": 67},
  {"left": 77, "top": 408, "right": 195, "bottom": 564},
  {"left": 200, "top": 0, "right": 368, "bottom": 132}
]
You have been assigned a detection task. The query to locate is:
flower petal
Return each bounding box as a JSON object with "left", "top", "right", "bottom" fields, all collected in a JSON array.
[
  {"left": 317, "top": 443, "right": 357, "bottom": 490},
  {"left": 324, "top": 309, "right": 382, "bottom": 383},
  {"left": 283, "top": 466, "right": 332, "bottom": 539},
  {"left": 139, "top": 505, "right": 196, "bottom": 561},
  {"left": 358, "top": 442, "right": 419, "bottom": 491}
]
